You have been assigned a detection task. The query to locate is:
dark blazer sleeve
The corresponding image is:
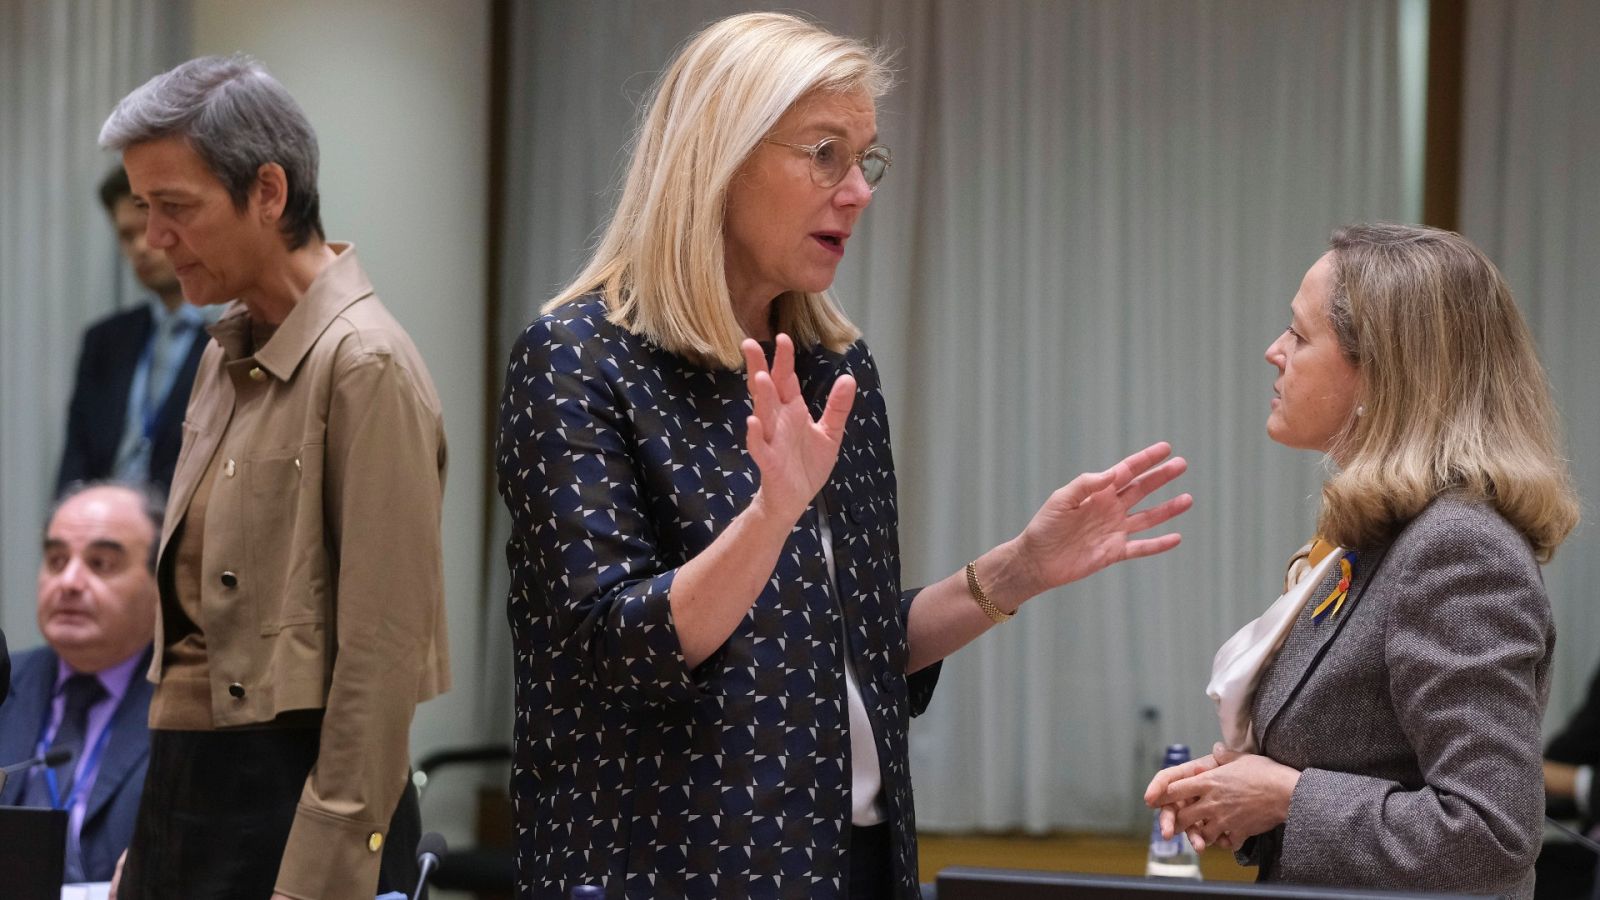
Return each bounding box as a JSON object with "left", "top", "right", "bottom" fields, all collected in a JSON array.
[
  {"left": 1277, "top": 509, "right": 1549, "bottom": 890},
  {"left": 0, "top": 627, "right": 8, "bottom": 706},
  {"left": 497, "top": 316, "right": 699, "bottom": 709},
  {"left": 56, "top": 308, "right": 150, "bottom": 494},
  {"left": 1546, "top": 664, "right": 1600, "bottom": 819},
  {"left": 57, "top": 324, "right": 108, "bottom": 493},
  {"left": 902, "top": 588, "right": 939, "bottom": 716}
]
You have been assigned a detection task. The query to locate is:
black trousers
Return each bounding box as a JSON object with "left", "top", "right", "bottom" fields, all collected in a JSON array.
[
  {"left": 120, "top": 724, "right": 421, "bottom": 900},
  {"left": 849, "top": 823, "right": 894, "bottom": 900}
]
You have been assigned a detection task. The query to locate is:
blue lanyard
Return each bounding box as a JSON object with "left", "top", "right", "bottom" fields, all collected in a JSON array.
[
  {"left": 128, "top": 317, "right": 196, "bottom": 441},
  {"left": 32, "top": 699, "right": 116, "bottom": 812}
]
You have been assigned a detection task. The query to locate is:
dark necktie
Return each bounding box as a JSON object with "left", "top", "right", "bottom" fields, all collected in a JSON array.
[{"left": 24, "top": 673, "right": 105, "bottom": 807}]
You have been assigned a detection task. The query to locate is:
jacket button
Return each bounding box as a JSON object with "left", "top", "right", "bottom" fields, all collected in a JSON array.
[
  {"left": 368, "top": 831, "right": 384, "bottom": 852},
  {"left": 224, "top": 459, "right": 237, "bottom": 477},
  {"left": 220, "top": 571, "right": 238, "bottom": 588},
  {"left": 228, "top": 682, "right": 246, "bottom": 699},
  {"left": 248, "top": 366, "right": 267, "bottom": 381}
]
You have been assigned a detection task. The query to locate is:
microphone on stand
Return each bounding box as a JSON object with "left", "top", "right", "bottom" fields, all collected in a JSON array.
[
  {"left": 0, "top": 746, "right": 74, "bottom": 794},
  {"left": 411, "top": 831, "right": 447, "bottom": 900}
]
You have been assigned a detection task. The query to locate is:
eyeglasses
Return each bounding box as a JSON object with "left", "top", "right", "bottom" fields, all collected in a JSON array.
[{"left": 761, "top": 136, "right": 892, "bottom": 190}]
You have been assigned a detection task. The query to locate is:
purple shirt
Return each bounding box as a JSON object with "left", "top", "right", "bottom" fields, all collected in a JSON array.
[{"left": 45, "top": 653, "right": 143, "bottom": 840}]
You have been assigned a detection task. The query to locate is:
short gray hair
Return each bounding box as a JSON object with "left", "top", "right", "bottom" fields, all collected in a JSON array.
[
  {"left": 48, "top": 481, "right": 167, "bottom": 573},
  {"left": 99, "top": 54, "right": 325, "bottom": 249}
]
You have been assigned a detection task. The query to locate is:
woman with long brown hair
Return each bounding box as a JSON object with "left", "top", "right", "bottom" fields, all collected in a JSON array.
[{"left": 1147, "top": 223, "right": 1578, "bottom": 899}]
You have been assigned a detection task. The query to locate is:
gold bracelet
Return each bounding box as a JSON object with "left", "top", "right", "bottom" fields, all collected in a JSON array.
[{"left": 965, "top": 560, "right": 1014, "bottom": 624}]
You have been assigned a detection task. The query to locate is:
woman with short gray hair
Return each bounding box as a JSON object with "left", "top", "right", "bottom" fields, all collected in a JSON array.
[
  {"left": 100, "top": 55, "right": 450, "bottom": 900},
  {"left": 99, "top": 54, "right": 324, "bottom": 250}
]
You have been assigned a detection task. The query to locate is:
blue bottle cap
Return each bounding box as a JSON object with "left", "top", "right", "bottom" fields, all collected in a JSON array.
[
  {"left": 1161, "top": 743, "right": 1191, "bottom": 767},
  {"left": 569, "top": 886, "right": 605, "bottom": 899}
]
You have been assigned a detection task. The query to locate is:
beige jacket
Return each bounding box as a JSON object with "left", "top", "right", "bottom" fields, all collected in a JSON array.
[{"left": 155, "top": 244, "right": 450, "bottom": 899}]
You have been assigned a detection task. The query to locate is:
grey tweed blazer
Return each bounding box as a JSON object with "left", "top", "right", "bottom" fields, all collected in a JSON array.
[{"left": 1245, "top": 494, "right": 1553, "bottom": 899}]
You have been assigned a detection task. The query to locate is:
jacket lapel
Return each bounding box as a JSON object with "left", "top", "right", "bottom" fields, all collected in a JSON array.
[
  {"left": 104, "top": 307, "right": 154, "bottom": 425},
  {"left": 1253, "top": 544, "right": 1392, "bottom": 745},
  {"left": 158, "top": 347, "right": 235, "bottom": 557},
  {"left": 81, "top": 647, "right": 154, "bottom": 826}
]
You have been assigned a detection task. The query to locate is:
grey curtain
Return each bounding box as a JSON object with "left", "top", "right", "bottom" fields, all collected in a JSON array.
[
  {"left": 494, "top": 0, "right": 1423, "bottom": 832},
  {"left": 0, "top": 0, "right": 190, "bottom": 649},
  {"left": 1460, "top": 0, "right": 1600, "bottom": 722}
]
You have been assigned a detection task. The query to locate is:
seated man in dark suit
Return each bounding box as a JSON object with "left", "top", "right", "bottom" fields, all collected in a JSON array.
[
  {"left": 56, "top": 168, "right": 208, "bottom": 495},
  {"left": 0, "top": 482, "right": 159, "bottom": 883}
]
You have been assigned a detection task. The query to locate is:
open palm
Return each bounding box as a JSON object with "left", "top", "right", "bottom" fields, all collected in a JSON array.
[
  {"left": 741, "top": 335, "right": 856, "bottom": 521},
  {"left": 1015, "top": 442, "right": 1191, "bottom": 593}
]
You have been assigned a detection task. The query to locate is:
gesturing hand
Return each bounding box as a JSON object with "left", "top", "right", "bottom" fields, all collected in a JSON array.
[
  {"left": 1012, "top": 442, "right": 1192, "bottom": 596},
  {"left": 741, "top": 335, "right": 856, "bottom": 522}
]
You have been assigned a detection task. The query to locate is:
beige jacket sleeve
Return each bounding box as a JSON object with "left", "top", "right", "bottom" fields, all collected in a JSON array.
[{"left": 274, "top": 344, "right": 448, "bottom": 899}]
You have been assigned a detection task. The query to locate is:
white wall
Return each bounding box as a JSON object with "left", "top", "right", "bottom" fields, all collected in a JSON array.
[{"left": 193, "top": 0, "right": 494, "bottom": 849}]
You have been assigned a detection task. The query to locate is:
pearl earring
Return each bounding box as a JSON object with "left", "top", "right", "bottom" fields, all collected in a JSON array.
[{"left": 1355, "top": 404, "right": 1367, "bottom": 417}]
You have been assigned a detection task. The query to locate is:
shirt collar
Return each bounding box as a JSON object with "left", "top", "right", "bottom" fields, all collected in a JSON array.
[
  {"left": 206, "top": 242, "right": 373, "bottom": 381},
  {"left": 54, "top": 647, "right": 147, "bottom": 707},
  {"left": 147, "top": 297, "right": 207, "bottom": 330}
]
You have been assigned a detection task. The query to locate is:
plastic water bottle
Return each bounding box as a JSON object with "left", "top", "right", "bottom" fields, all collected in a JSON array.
[{"left": 1145, "top": 743, "right": 1203, "bottom": 879}]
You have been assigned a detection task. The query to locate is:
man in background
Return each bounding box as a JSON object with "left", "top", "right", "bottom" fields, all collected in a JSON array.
[
  {"left": 0, "top": 482, "right": 158, "bottom": 883},
  {"left": 56, "top": 169, "right": 207, "bottom": 495}
]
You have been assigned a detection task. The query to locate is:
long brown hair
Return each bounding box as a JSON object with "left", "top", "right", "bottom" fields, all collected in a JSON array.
[{"left": 1318, "top": 223, "right": 1578, "bottom": 561}]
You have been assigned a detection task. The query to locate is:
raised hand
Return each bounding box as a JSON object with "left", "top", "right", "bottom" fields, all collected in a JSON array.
[
  {"left": 741, "top": 334, "right": 856, "bottom": 522},
  {"left": 1010, "top": 442, "right": 1192, "bottom": 597},
  {"left": 667, "top": 335, "right": 858, "bottom": 669}
]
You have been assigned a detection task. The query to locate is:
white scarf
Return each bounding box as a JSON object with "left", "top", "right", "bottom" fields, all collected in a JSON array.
[{"left": 1206, "top": 542, "right": 1345, "bottom": 753}]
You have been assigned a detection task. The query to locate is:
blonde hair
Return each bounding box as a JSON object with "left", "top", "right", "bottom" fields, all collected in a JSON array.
[
  {"left": 544, "top": 12, "right": 891, "bottom": 368},
  {"left": 1318, "top": 223, "right": 1578, "bottom": 561}
]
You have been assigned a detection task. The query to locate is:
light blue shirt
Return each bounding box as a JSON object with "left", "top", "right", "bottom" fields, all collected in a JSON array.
[{"left": 112, "top": 299, "right": 207, "bottom": 481}]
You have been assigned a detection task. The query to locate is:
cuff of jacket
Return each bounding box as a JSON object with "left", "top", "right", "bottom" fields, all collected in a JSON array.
[
  {"left": 274, "top": 802, "right": 389, "bottom": 900},
  {"left": 908, "top": 659, "right": 941, "bottom": 717},
  {"left": 604, "top": 569, "right": 710, "bottom": 707}
]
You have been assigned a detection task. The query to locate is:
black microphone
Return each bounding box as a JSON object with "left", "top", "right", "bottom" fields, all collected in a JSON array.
[
  {"left": 0, "top": 746, "right": 74, "bottom": 793},
  {"left": 412, "top": 831, "right": 447, "bottom": 900}
]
